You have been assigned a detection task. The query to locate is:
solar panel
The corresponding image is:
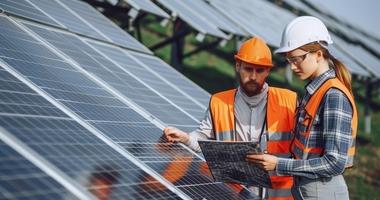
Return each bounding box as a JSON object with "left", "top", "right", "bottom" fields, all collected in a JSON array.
[
  {"left": 332, "top": 35, "right": 380, "bottom": 78},
  {"left": 59, "top": 0, "right": 152, "bottom": 54},
  {"left": 22, "top": 23, "right": 199, "bottom": 132},
  {"left": 0, "top": 15, "right": 255, "bottom": 200},
  {"left": 129, "top": 52, "right": 211, "bottom": 107},
  {"left": 329, "top": 45, "right": 370, "bottom": 77},
  {"left": 156, "top": 0, "right": 228, "bottom": 39},
  {"left": 28, "top": 0, "right": 108, "bottom": 41},
  {"left": 0, "top": 16, "right": 187, "bottom": 199},
  {"left": 86, "top": 41, "right": 206, "bottom": 120},
  {"left": 0, "top": 139, "right": 77, "bottom": 200},
  {"left": 210, "top": 0, "right": 296, "bottom": 46},
  {"left": 181, "top": 0, "right": 248, "bottom": 36},
  {"left": 0, "top": 0, "right": 62, "bottom": 28},
  {"left": 0, "top": 68, "right": 182, "bottom": 199},
  {"left": 126, "top": 0, "right": 170, "bottom": 19},
  {"left": 328, "top": 36, "right": 370, "bottom": 77}
]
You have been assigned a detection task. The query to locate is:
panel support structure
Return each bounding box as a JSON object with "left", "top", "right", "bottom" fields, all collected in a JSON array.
[
  {"left": 183, "top": 38, "right": 222, "bottom": 58},
  {"left": 171, "top": 19, "right": 188, "bottom": 71},
  {"left": 365, "top": 78, "right": 372, "bottom": 134}
]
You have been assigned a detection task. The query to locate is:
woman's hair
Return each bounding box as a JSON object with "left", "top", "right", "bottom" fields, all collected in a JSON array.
[{"left": 299, "top": 42, "right": 353, "bottom": 94}]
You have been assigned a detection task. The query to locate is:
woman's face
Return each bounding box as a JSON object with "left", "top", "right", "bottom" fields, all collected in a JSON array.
[{"left": 286, "top": 48, "right": 318, "bottom": 80}]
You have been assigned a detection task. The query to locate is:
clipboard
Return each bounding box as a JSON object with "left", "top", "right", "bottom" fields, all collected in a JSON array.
[{"left": 198, "top": 140, "right": 272, "bottom": 188}]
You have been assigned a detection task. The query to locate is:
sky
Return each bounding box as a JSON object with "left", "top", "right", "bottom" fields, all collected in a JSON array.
[{"left": 306, "top": 0, "right": 380, "bottom": 40}]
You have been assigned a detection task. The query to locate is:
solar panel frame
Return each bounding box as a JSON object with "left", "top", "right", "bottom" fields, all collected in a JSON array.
[
  {"left": 126, "top": 0, "right": 170, "bottom": 19},
  {"left": 156, "top": 0, "right": 229, "bottom": 39},
  {"left": 57, "top": 0, "right": 152, "bottom": 54}
]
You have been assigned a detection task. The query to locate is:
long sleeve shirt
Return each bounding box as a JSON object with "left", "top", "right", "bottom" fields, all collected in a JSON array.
[
  {"left": 186, "top": 84, "right": 269, "bottom": 152},
  {"left": 276, "top": 69, "right": 353, "bottom": 179}
]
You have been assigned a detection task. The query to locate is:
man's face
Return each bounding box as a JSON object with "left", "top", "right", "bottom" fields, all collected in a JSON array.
[
  {"left": 236, "top": 61, "right": 270, "bottom": 96},
  {"left": 90, "top": 178, "right": 113, "bottom": 200}
]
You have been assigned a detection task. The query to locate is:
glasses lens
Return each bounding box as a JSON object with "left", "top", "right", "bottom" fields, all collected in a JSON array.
[{"left": 286, "top": 52, "right": 309, "bottom": 64}]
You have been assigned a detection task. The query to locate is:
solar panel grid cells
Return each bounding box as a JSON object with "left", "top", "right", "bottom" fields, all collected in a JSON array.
[
  {"left": 0, "top": 115, "right": 181, "bottom": 200},
  {"left": 18, "top": 20, "right": 253, "bottom": 200},
  {"left": 86, "top": 42, "right": 206, "bottom": 121},
  {"left": 0, "top": 141, "right": 75, "bottom": 200},
  {"left": 58, "top": 0, "right": 151, "bottom": 54},
  {"left": 129, "top": 52, "right": 211, "bottom": 107},
  {"left": 0, "top": 16, "right": 182, "bottom": 200},
  {"left": 0, "top": 14, "right": 255, "bottom": 200},
  {"left": 21, "top": 25, "right": 200, "bottom": 130},
  {"left": 183, "top": 0, "right": 246, "bottom": 36},
  {"left": 208, "top": 0, "right": 256, "bottom": 38},
  {"left": 28, "top": 0, "right": 108, "bottom": 41},
  {"left": 15, "top": 23, "right": 235, "bottom": 198},
  {"left": 0, "top": 69, "right": 67, "bottom": 118},
  {"left": 157, "top": 0, "right": 227, "bottom": 38},
  {"left": 0, "top": 0, "right": 62, "bottom": 28}
]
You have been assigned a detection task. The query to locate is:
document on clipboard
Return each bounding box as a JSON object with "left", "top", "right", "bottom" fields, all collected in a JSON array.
[{"left": 198, "top": 140, "right": 272, "bottom": 188}]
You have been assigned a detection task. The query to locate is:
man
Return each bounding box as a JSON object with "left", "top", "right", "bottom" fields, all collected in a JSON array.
[
  {"left": 88, "top": 166, "right": 119, "bottom": 200},
  {"left": 164, "top": 37, "right": 296, "bottom": 200}
]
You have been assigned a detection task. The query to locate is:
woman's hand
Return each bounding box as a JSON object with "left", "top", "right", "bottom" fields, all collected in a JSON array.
[{"left": 246, "top": 153, "right": 278, "bottom": 171}]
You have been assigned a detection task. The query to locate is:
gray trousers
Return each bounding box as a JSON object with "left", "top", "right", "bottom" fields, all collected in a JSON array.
[{"left": 291, "top": 175, "right": 349, "bottom": 200}]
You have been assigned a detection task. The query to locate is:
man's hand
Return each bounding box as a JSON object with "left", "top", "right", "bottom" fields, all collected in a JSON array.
[
  {"left": 163, "top": 127, "right": 189, "bottom": 143},
  {"left": 246, "top": 153, "right": 278, "bottom": 171}
]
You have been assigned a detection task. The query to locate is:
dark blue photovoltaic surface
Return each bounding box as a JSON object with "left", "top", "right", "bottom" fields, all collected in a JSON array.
[
  {"left": 0, "top": 17, "right": 182, "bottom": 200},
  {"left": 0, "top": 0, "right": 62, "bottom": 27}
]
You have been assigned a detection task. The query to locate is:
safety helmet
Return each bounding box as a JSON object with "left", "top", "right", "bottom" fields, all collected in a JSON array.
[
  {"left": 275, "top": 16, "right": 333, "bottom": 54},
  {"left": 235, "top": 37, "right": 273, "bottom": 67}
]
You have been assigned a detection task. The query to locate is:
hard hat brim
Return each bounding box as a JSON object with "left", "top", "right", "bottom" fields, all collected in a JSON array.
[
  {"left": 234, "top": 55, "right": 273, "bottom": 67},
  {"left": 274, "top": 46, "right": 296, "bottom": 54}
]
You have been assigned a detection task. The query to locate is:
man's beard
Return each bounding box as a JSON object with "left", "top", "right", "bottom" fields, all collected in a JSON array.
[{"left": 241, "top": 80, "right": 263, "bottom": 97}]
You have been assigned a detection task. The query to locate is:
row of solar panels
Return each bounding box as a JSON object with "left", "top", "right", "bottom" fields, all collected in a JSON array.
[
  {"left": 0, "top": 0, "right": 258, "bottom": 199},
  {"left": 122, "top": 0, "right": 379, "bottom": 79}
]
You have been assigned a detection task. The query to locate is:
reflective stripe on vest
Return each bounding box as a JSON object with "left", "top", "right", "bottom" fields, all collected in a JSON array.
[
  {"left": 209, "top": 87, "right": 297, "bottom": 199},
  {"left": 291, "top": 78, "right": 357, "bottom": 168}
]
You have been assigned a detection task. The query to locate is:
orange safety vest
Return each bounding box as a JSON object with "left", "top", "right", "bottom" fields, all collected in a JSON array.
[
  {"left": 209, "top": 87, "right": 297, "bottom": 200},
  {"left": 291, "top": 78, "right": 357, "bottom": 168}
]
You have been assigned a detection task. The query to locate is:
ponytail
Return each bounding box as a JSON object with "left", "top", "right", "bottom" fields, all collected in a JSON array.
[{"left": 329, "top": 54, "right": 353, "bottom": 95}]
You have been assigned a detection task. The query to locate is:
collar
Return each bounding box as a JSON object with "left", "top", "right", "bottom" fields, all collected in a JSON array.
[
  {"left": 237, "top": 83, "right": 268, "bottom": 107},
  {"left": 305, "top": 69, "right": 336, "bottom": 95}
]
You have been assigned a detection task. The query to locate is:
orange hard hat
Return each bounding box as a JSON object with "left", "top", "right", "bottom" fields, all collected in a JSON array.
[{"left": 234, "top": 37, "right": 273, "bottom": 67}]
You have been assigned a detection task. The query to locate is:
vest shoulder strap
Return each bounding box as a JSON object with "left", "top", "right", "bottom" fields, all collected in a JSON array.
[
  {"left": 305, "top": 78, "right": 356, "bottom": 121},
  {"left": 268, "top": 87, "right": 297, "bottom": 108}
]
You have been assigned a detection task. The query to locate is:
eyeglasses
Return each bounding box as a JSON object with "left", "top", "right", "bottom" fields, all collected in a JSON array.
[{"left": 286, "top": 52, "right": 310, "bottom": 65}]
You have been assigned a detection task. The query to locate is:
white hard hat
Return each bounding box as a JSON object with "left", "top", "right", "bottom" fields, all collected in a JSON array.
[{"left": 275, "top": 16, "right": 333, "bottom": 54}]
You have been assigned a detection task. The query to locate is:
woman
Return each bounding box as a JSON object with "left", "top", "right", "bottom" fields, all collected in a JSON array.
[{"left": 246, "top": 16, "right": 357, "bottom": 200}]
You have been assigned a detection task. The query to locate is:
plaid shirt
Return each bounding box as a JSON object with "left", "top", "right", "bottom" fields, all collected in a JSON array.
[{"left": 277, "top": 69, "right": 353, "bottom": 179}]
